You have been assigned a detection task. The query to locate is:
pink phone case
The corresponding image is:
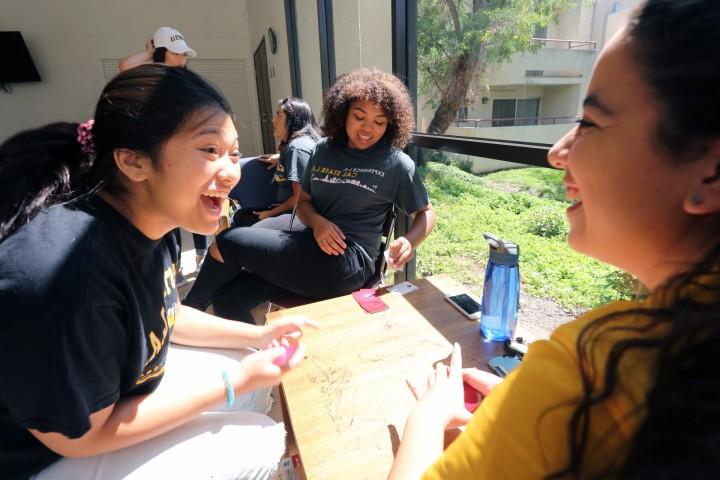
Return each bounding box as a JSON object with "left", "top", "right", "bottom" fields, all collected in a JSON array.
[
  {"left": 273, "top": 342, "right": 300, "bottom": 366},
  {"left": 463, "top": 382, "right": 482, "bottom": 413},
  {"left": 352, "top": 288, "right": 389, "bottom": 314}
]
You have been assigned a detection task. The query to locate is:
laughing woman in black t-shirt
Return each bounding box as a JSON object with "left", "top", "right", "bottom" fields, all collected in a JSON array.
[
  {"left": 185, "top": 69, "right": 436, "bottom": 322},
  {"left": 0, "top": 65, "right": 315, "bottom": 480}
]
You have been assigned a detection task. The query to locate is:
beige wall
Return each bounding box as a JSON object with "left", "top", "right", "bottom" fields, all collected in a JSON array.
[
  {"left": 548, "top": 4, "right": 584, "bottom": 41},
  {"left": 332, "top": 0, "right": 392, "bottom": 77},
  {"left": 291, "top": 0, "right": 393, "bottom": 125},
  {"left": 0, "top": 0, "right": 261, "bottom": 146},
  {"left": 604, "top": 2, "right": 642, "bottom": 46},
  {"left": 295, "top": 0, "right": 324, "bottom": 116},
  {"left": 486, "top": 47, "right": 596, "bottom": 86},
  {"left": 247, "top": 0, "right": 292, "bottom": 111}
]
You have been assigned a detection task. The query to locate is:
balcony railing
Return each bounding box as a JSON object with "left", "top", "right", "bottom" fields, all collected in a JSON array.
[
  {"left": 532, "top": 37, "right": 597, "bottom": 50},
  {"left": 453, "top": 115, "right": 578, "bottom": 128}
]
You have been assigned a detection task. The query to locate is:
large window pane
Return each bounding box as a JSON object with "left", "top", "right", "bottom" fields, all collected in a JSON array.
[
  {"left": 412, "top": 148, "right": 633, "bottom": 331},
  {"left": 416, "top": 0, "right": 642, "bottom": 147},
  {"left": 295, "top": 0, "right": 324, "bottom": 115},
  {"left": 333, "top": 0, "right": 392, "bottom": 76}
]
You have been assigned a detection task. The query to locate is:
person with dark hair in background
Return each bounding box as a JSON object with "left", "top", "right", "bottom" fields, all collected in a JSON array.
[
  {"left": 185, "top": 68, "right": 436, "bottom": 323},
  {"left": 232, "top": 96, "right": 322, "bottom": 230},
  {"left": 119, "top": 26, "right": 210, "bottom": 279},
  {"left": 388, "top": 1, "right": 720, "bottom": 478},
  {"left": 0, "top": 64, "right": 316, "bottom": 480}
]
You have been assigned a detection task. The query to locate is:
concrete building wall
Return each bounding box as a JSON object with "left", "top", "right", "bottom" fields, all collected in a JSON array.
[
  {"left": 0, "top": 0, "right": 259, "bottom": 147},
  {"left": 604, "top": 1, "right": 643, "bottom": 45},
  {"left": 548, "top": 4, "right": 583, "bottom": 40},
  {"left": 541, "top": 84, "right": 582, "bottom": 119},
  {"left": 443, "top": 123, "right": 574, "bottom": 174},
  {"left": 485, "top": 48, "right": 596, "bottom": 87}
]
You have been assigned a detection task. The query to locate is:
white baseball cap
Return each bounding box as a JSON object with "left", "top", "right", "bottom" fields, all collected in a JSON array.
[{"left": 153, "top": 27, "right": 197, "bottom": 57}]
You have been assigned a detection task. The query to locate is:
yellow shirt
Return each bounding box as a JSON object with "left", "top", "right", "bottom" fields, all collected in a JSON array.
[{"left": 423, "top": 298, "right": 659, "bottom": 479}]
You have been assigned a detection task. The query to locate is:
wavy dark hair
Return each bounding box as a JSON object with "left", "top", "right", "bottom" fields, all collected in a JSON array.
[
  {"left": 321, "top": 68, "right": 414, "bottom": 149},
  {"left": 549, "top": 1, "right": 720, "bottom": 478},
  {"left": 152, "top": 47, "right": 188, "bottom": 68},
  {"left": 0, "top": 64, "right": 231, "bottom": 241},
  {"left": 276, "top": 97, "right": 322, "bottom": 151},
  {"left": 152, "top": 46, "right": 169, "bottom": 63}
]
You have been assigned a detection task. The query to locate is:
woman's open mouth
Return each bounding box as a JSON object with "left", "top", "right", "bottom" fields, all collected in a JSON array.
[
  {"left": 355, "top": 132, "right": 374, "bottom": 146},
  {"left": 200, "top": 191, "right": 227, "bottom": 216},
  {"left": 565, "top": 186, "right": 582, "bottom": 213}
]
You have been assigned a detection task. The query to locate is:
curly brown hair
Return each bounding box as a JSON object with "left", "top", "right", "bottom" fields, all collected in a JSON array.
[{"left": 322, "top": 68, "right": 414, "bottom": 149}]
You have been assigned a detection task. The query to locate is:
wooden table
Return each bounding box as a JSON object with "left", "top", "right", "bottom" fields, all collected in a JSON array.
[{"left": 267, "top": 275, "right": 512, "bottom": 479}]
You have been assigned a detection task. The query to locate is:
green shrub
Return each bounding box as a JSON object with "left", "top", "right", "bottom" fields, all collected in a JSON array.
[
  {"left": 522, "top": 205, "right": 568, "bottom": 239},
  {"left": 419, "top": 161, "right": 632, "bottom": 310}
]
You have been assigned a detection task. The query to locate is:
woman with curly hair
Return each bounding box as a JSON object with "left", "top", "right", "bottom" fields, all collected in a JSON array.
[
  {"left": 185, "top": 68, "right": 435, "bottom": 322},
  {"left": 389, "top": 0, "right": 720, "bottom": 478}
]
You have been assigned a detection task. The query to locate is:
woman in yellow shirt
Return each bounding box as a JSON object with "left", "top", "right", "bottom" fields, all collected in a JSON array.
[{"left": 389, "top": 0, "right": 720, "bottom": 478}]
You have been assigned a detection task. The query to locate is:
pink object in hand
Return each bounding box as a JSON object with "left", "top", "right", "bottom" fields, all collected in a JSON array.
[
  {"left": 273, "top": 342, "right": 300, "bottom": 366},
  {"left": 463, "top": 382, "right": 482, "bottom": 413}
]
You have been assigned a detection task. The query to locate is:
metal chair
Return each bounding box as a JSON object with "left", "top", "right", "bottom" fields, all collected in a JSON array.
[{"left": 228, "top": 155, "right": 278, "bottom": 211}]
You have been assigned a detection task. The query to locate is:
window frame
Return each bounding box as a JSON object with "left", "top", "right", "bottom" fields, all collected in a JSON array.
[{"left": 285, "top": 0, "right": 555, "bottom": 280}]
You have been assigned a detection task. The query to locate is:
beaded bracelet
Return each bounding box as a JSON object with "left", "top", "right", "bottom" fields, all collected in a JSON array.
[{"left": 221, "top": 369, "right": 234, "bottom": 408}]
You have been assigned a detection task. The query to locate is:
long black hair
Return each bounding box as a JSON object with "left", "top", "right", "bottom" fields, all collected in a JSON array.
[
  {"left": 276, "top": 96, "right": 322, "bottom": 151},
  {"left": 0, "top": 64, "right": 231, "bottom": 241},
  {"left": 550, "top": 1, "right": 720, "bottom": 477}
]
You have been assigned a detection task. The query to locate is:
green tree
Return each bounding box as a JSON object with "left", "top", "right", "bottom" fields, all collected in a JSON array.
[{"left": 418, "top": 0, "right": 577, "bottom": 134}]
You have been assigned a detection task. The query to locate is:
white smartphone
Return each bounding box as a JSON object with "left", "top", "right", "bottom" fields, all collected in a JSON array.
[{"left": 444, "top": 293, "right": 482, "bottom": 320}]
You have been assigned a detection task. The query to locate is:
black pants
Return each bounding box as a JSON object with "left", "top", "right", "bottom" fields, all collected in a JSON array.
[
  {"left": 184, "top": 227, "right": 373, "bottom": 322},
  {"left": 231, "top": 205, "right": 287, "bottom": 228}
]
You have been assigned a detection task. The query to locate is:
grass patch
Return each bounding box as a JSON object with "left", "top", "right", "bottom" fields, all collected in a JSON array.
[{"left": 416, "top": 162, "right": 633, "bottom": 310}]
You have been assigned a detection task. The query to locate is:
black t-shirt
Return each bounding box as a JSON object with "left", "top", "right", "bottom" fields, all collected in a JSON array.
[
  {"left": 274, "top": 135, "right": 315, "bottom": 204},
  {"left": 301, "top": 138, "right": 430, "bottom": 261},
  {"left": 0, "top": 196, "right": 179, "bottom": 479}
]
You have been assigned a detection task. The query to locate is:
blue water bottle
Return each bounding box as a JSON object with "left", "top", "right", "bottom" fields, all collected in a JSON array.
[{"left": 479, "top": 233, "right": 520, "bottom": 341}]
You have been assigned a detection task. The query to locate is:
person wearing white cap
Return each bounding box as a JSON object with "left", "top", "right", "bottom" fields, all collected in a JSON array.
[
  {"left": 118, "top": 26, "right": 197, "bottom": 72},
  {"left": 119, "top": 27, "right": 208, "bottom": 286}
]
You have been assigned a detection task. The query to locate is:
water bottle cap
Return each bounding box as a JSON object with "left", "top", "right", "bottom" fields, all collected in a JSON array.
[
  {"left": 483, "top": 232, "right": 516, "bottom": 254},
  {"left": 483, "top": 233, "right": 519, "bottom": 265}
]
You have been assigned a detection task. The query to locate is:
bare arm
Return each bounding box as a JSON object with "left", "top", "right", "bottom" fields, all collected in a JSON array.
[
  {"left": 388, "top": 344, "right": 474, "bottom": 480},
  {"left": 295, "top": 189, "right": 322, "bottom": 227},
  {"left": 31, "top": 370, "right": 237, "bottom": 458},
  {"left": 30, "top": 309, "right": 316, "bottom": 458},
  {"left": 296, "top": 190, "right": 347, "bottom": 255},
  {"left": 387, "top": 204, "right": 436, "bottom": 269},
  {"left": 118, "top": 39, "right": 154, "bottom": 72},
  {"left": 388, "top": 407, "right": 447, "bottom": 480},
  {"left": 172, "top": 302, "right": 317, "bottom": 350},
  {"left": 255, "top": 181, "right": 302, "bottom": 220},
  {"left": 170, "top": 303, "right": 264, "bottom": 348},
  {"left": 30, "top": 346, "right": 294, "bottom": 458}
]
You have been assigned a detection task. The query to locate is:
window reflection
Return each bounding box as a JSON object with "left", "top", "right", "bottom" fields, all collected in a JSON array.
[{"left": 416, "top": 0, "right": 641, "bottom": 145}]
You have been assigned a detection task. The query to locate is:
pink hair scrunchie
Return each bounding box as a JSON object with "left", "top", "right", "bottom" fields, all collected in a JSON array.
[{"left": 76, "top": 119, "right": 96, "bottom": 160}]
